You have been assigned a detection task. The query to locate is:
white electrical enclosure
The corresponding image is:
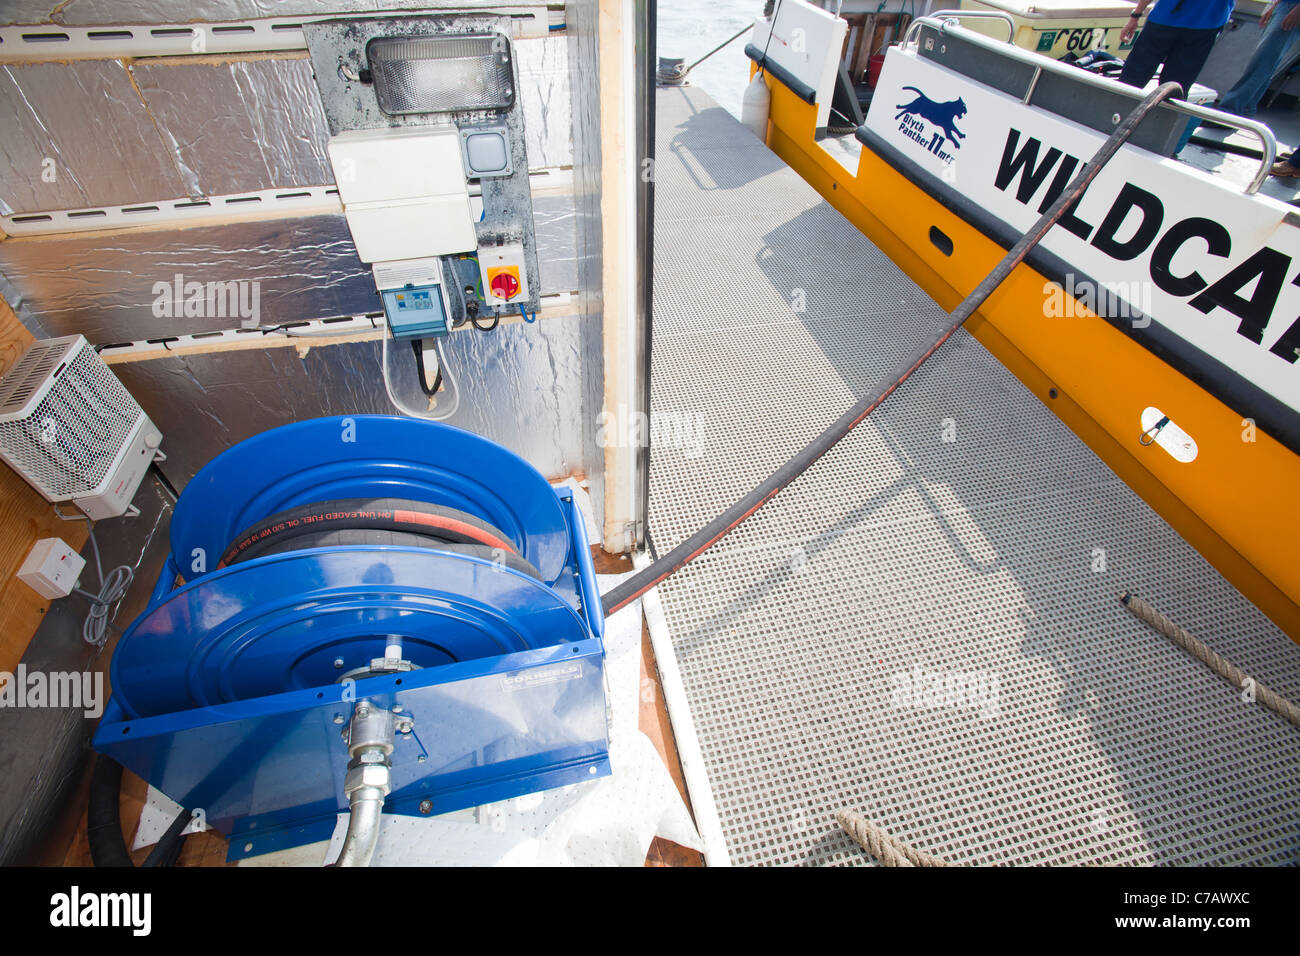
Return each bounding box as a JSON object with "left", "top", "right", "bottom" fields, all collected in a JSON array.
[
  {"left": 17, "top": 537, "right": 86, "bottom": 599},
  {"left": 327, "top": 126, "right": 477, "bottom": 263}
]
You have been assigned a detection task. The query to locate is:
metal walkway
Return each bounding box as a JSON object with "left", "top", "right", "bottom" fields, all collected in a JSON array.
[{"left": 648, "top": 86, "right": 1300, "bottom": 867}]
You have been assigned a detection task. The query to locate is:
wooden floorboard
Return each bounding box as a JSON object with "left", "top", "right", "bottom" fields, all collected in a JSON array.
[{"left": 591, "top": 547, "right": 705, "bottom": 867}]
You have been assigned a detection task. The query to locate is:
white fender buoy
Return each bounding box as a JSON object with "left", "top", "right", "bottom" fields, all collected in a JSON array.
[{"left": 741, "top": 71, "right": 771, "bottom": 142}]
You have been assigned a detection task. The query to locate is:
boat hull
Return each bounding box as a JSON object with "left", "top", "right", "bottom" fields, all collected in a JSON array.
[{"left": 758, "top": 70, "right": 1300, "bottom": 641}]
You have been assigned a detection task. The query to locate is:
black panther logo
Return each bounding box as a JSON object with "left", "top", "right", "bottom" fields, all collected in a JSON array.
[{"left": 895, "top": 86, "right": 967, "bottom": 147}]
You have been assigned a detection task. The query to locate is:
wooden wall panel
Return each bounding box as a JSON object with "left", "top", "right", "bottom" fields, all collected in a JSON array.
[{"left": 0, "top": 295, "right": 88, "bottom": 674}]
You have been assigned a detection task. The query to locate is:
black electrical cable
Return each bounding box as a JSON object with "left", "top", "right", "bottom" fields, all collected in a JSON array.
[
  {"left": 411, "top": 338, "right": 443, "bottom": 396},
  {"left": 758, "top": 0, "right": 785, "bottom": 76},
  {"left": 149, "top": 460, "right": 180, "bottom": 502},
  {"left": 601, "top": 82, "right": 1186, "bottom": 617},
  {"left": 472, "top": 310, "right": 501, "bottom": 332}
]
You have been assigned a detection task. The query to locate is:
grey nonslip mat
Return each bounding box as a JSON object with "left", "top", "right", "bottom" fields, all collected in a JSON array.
[{"left": 648, "top": 86, "right": 1300, "bottom": 867}]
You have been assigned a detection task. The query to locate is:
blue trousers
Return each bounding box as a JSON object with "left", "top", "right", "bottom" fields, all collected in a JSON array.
[
  {"left": 1119, "top": 20, "right": 1223, "bottom": 154},
  {"left": 1218, "top": 2, "right": 1300, "bottom": 117},
  {"left": 1117, "top": 20, "right": 1222, "bottom": 96}
]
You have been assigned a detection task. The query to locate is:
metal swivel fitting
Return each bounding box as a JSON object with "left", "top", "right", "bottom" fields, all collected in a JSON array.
[{"left": 334, "top": 701, "right": 402, "bottom": 867}]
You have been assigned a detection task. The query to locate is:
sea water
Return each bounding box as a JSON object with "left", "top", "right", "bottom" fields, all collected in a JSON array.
[{"left": 657, "top": 0, "right": 764, "bottom": 119}]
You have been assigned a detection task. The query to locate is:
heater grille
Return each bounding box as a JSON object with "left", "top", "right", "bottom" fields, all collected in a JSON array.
[
  {"left": 367, "top": 34, "right": 514, "bottom": 115},
  {"left": 0, "top": 336, "right": 140, "bottom": 500}
]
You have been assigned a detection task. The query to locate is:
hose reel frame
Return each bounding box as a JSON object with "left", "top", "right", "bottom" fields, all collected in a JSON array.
[{"left": 93, "top": 416, "right": 609, "bottom": 862}]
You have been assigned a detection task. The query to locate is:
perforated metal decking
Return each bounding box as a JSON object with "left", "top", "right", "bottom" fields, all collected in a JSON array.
[{"left": 648, "top": 87, "right": 1300, "bottom": 867}]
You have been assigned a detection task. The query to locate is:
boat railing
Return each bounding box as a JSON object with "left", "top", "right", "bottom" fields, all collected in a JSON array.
[
  {"left": 896, "top": 12, "right": 1277, "bottom": 194},
  {"left": 906, "top": 8, "right": 1015, "bottom": 42}
]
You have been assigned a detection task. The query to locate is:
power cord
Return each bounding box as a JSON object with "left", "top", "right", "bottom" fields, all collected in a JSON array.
[
  {"left": 411, "top": 338, "right": 444, "bottom": 397},
  {"left": 61, "top": 514, "right": 133, "bottom": 646},
  {"left": 471, "top": 310, "right": 500, "bottom": 332},
  {"left": 381, "top": 331, "right": 461, "bottom": 421}
]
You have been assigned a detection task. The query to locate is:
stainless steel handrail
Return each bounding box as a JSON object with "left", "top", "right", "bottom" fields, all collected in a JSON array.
[
  {"left": 899, "top": 13, "right": 1277, "bottom": 193},
  {"left": 903, "top": 9, "right": 1015, "bottom": 45}
]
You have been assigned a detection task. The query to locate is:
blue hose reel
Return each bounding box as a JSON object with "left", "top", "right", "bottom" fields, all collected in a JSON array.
[{"left": 93, "top": 415, "right": 609, "bottom": 860}]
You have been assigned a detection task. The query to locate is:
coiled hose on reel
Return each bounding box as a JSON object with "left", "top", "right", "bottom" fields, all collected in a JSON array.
[{"left": 89, "top": 497, "right": 530, "bottom": 866}]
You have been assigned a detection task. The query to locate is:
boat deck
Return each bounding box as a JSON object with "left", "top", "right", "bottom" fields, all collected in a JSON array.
[{"left": 648, "top": 86, "right": 1300, "bottom": 866}]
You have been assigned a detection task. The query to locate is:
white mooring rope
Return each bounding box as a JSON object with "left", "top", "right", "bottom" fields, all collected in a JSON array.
[
  {"left": 834, "top": 809, "right": 953, "bottom": 867},
  {"left": 1121, "top": 592, "right": 1300, "bottom": 730}
]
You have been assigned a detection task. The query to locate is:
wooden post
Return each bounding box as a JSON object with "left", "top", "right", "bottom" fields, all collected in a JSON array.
[
  {"left": 598, "top": 0, "right": 645, "bottom": 552},
  {"left": 854, "top": 13, "right": 877, "bottom": 81}
]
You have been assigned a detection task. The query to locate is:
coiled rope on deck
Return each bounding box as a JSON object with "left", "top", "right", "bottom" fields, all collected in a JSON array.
[
  {"left": 834, "top": 809, "right": 953, "bottom": 867},
  {"left": 1120, "top": 592, "right": 1300, "bottom": 729}
]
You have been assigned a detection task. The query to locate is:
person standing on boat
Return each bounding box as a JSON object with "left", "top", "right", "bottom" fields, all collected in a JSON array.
[
  {"left": 1117, "top": 0, "right": 1233, "bottom": 94},
  {"left": 1201, "top": 1, "right": 1300, "bottom": 177},
  {"left": 1214, "top": 1, "right": 1300, "bottom": 118},
  {"left": 1116, "top": 0, "right": 1235, "bottom": 153}
]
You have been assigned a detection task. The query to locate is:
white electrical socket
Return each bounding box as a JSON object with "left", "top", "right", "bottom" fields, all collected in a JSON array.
[{"left": 17, "top": 537, "right": 86, "bottom": 599}]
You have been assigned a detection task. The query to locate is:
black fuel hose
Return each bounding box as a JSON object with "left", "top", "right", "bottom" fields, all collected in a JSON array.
[
  {"left": 601, "top": 82, "right": 1186, "bottom": 616},
  {"left": 88, "top": 755, "right": 190, "bottom": 867},
  {"left": 142, "top": 807, "right": 194, "bottom": 867},
  {"left": 248, "top": 526, "right": 543, "bottom": 580},
  {"left": 217, "top": 498, "right": 521, "bottom": 569},
  {"left": 87, "top": 755, "right": 133, "bottom": 867},
  {"left": 1186, "top": 134, "right": 1265, "bottom": 159}
]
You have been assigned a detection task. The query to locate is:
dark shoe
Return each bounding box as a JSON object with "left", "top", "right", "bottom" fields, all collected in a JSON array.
[{"left": 1270, "top": 160, "right": 1300, "bottom": 178}]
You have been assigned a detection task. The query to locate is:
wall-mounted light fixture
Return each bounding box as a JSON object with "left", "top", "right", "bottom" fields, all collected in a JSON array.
[{"left": 367, "top": 34, "right": 514, "bottom": 115}]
